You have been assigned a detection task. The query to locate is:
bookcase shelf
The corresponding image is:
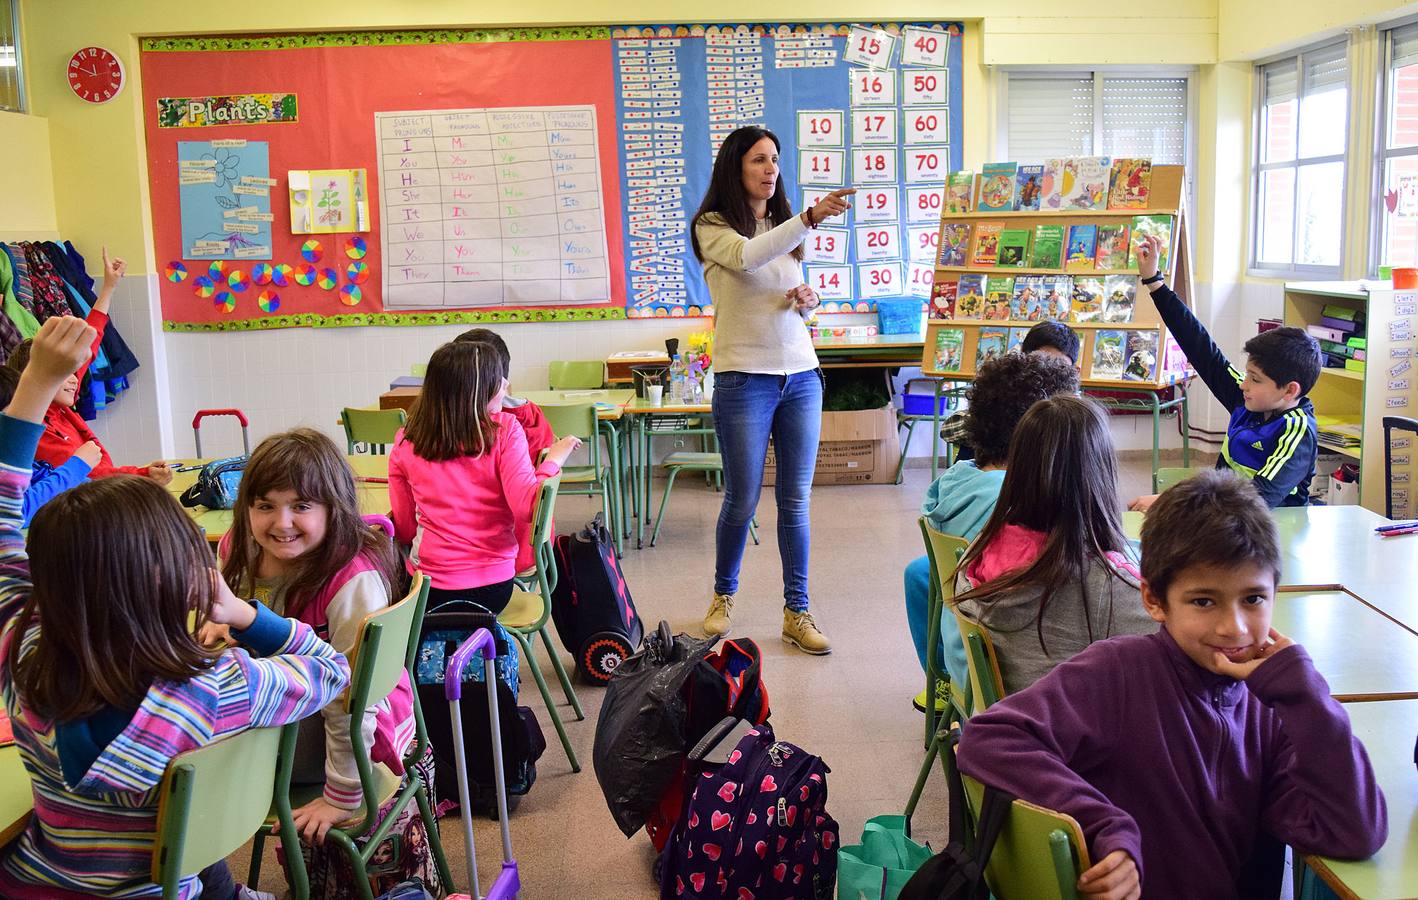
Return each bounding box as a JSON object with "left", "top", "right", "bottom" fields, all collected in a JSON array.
[
  {"left": 935, "top": 265, "right": 1140, "bottom": 277},
  {"left": 1319, "top": 367, "right": 1365, "bottom": 382},
  {"left": 940, "top": 208, "right": 1179, "bottom": 220}
]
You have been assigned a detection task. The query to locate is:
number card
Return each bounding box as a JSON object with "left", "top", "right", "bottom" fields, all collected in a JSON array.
[
  {"left": 907, "top": 262, "right": 935, "bottom": 298},
  {"left": 858, "top": 261, "right": 901, "bottom": 300},
  {"left": 901, "top": 26, "right": 948, "bottom": 68},
  {"left": 797, "top": 110, "right": 844, "bottom": 148},
  {"left": 907, "top": 224, "right": 938, "bottom": 262},
  {"left": 856, "top": 186, "right": 900, "bottom": 223},
  {"left": 843, "top": 26, "right": 897, "bottom": 69},
  {"left": 802, "top": 188, "right": 845, "bottom": 224},
  {"left": 852, "top": 147, "right": 898, "bottom": 184},
  {"left": 850, "top": 68, "right": 897, "bottom": 106},
  {"left": 855, "top": 224, "right": 900, "bottom": 262},
  {"left": 902, "top": 70, "right": 948, "bottom": 106},
  {"left": 800, "top": 149, "right": 845, "bottom": 186},
  {"left": 904, "top": 148, "right": 948, "bottom": 184},
  {"left": 905, "top": 186, "right": 945, "bottom": 223},
  {"left": 851, "top": 108, "right": 898, "bottom": 145},
  {"left": 810, "top": 265, "right": 853, "bottom": 301},
  {"left": 804, "top": 227, "right": 850, "bottom": 264},
  {"left": 905, "top": 106, "right": 949, "bottom": 145}
]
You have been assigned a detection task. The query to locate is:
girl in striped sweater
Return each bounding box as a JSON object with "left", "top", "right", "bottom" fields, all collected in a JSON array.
[{"left": 0, "top": 316, "right": 351, "bottom": 898}]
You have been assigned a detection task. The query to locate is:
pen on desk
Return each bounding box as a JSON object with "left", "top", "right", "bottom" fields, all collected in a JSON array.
[
  {"left": 1375, "top": 521, "right": 1418, "bottom": 533},
  {"left": 1379, "top": 525, "right": 1418, "bottom": 537},
  {"left": 355, "top": 476, "right": 389, "bottom": 484}
]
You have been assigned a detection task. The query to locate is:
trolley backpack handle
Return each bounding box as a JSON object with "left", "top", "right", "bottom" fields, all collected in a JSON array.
[
  {"left": 445, "top": 628, "right": 498, "bottom": 701},
  {"left": 191, "top": 408, "right": 251, "bottom": 457}
]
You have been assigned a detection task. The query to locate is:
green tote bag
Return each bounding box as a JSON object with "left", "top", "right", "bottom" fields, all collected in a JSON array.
[{"left": 837, "top": 814, "right": 934, "bottom": 900}]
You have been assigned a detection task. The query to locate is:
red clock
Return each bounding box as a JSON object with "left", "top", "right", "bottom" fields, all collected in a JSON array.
[{"left": 67, "top": 47, "right": 124, "bottom": 104}]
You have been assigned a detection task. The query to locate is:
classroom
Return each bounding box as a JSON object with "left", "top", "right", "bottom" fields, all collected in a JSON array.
[{"left": 0, "top": 0, "right": 1415, "bottom": 898}]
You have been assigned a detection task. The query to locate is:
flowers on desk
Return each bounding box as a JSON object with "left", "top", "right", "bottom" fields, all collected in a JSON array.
[{"left": 684, "top": 331, "right": 714, "bottom": 401}]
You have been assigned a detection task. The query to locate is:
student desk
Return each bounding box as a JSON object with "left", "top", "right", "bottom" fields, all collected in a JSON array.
[
  {"left": 812, "top": 331, "right": 925, "bottom": 369},
  {"left": 1273, "top": 590, "right": 1418, "bottom": 701},
  {"left": 0, "top": 744, "right": 29, "bottom": 846},
  {"left": 520, "top": 389, "right": 635, "bottom": 547}
]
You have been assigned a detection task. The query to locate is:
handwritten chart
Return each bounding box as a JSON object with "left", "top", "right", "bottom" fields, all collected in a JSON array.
[{"left": 375, "top": 106, "right": 611, "bottom": 309}]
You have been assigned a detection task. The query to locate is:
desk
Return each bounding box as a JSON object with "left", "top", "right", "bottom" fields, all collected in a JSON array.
[
  {"left": 1273, "top": 591, "right": 1418, "bottom": 701},
  {"left": 623, "top": 398, "right": 714, "bottom": 549},
  {"left": 0, "top": 744, "right": 30, "bottom": 846},
  {"left": 812, "top": 332, "right": 925, "bottom": 369},
  {"left": 521, "top": 390, "right": 634, "bottom": 551}
]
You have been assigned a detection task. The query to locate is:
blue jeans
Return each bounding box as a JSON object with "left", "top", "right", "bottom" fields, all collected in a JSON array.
[{"left": 712, "top": 369, "right": 823, "bottom": 612}]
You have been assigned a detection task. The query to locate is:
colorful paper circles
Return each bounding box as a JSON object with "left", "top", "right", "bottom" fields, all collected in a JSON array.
[
  {"left": 301, "top": 240, "right": 323, "bottom": 263},
  {"left": 339, "top": 284, "right": 362, "bottom": 306},
  {"left": 344, "top": 236, "right": 367, "bottom": 259},
  {"left": 227, "top": 270, "right": 250, "bottom": 293},
  {"left": 258, "top": 289, "right": 281, "bottom": 313},
  {"left": 207, "top": 260, "right": 227, "bottom": 281},
  {"left": 317, "top": 268, "right": 338, "bottom": 290},
  {"left": 251, "top": 263, "right": 274, "bottom": 285},
  {"left": 345, "top": 261, "right": 370, "bottom": 284},
  {"left": 213, "top": 291, "right": 235, "bottom": 313},
  {"left": 294, "top": 264, "right": 317, "bottom": 286},
  {"left": 271, "top": 263, "right": 293, "bottom": 287},
  {"left": 192, "top": 275, "right": 215, "bottom": 298},
  {"left": 165, "top": 261, "right": 188, "bottom": 283}
]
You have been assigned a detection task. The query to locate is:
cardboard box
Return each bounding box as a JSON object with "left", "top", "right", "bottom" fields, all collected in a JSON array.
[
  {"left": 379, "top": 386, "right": 420, "bottom": 411},
  {"left": 763, "top": 405, "right": 901, "bottom": 486}
]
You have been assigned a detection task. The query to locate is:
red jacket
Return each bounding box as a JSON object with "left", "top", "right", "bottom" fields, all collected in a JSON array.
[{"left": 504, "top": 398, "right": 554, "bottom": 465}]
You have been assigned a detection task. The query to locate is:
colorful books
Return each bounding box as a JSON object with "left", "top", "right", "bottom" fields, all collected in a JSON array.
[
  {"left": 1108, "top": 158, "right": 1152, "bottom": 209},
  {"left": 1307, "top": 324, "right": 1347, "bottom": 343},
  {"left": 1031, "top": 224, "right": 1065, "bottom": 269},
  {"left": 1123, "top": 330, "right": 1159, "bottom": 381},
  {"left": 1061, "top": 156, "right": 1111, "bottom": 210},
  {"left": 1321, "top": 304, "right": 1359, "bottom": 322},
  {"left": 977, "top": 327, "right": 1009, "bottom": 367},
  {"left": 956, "top": 274, "right": 987, "bottom": 319},
  {"left": 929, "top": 279, "right": 957, "bottom": 319},
  {"left": 1091, "top": 329, "right": 1127, "bottom": 380},
  {"left": 977, "top": 162, "right": 1019, "bottom": 212},
  {"left": 1065, "top": 224, "right": 1097, "bottom": 272},
  {"left": 1041, "top": 275, "right": 1073, "bottom": 321},
  {"left": 972, "top": 223, "right": 1003, "bottom": 267},
  {"left": 934, "top": 328, "right": 965, "bottom": 373},
  {"left": 1011, "top": 275, "right": 1045, "bottom": 321},
  {"left": 998, "top": 229, "right": 1031, "bottom": 267},
  {"left": 1040, "top": 159, "right": 1065, "bottom": 210},
  {"left": 945, "top": 171, "right": 975, "bottom": 214},
  {"left": 1015, "top": 164, "right": 1045, "bottom": 212},
  {"left": 1072, "top": 276, "right": 1106, "bottom": 323},
  {"left": 1095, "top": 224, "right": 1130, "bottom": 270},
  {"left": 984, "top": 276, "right": 1015, "bottom": 321},
  {"left": 1102, "top": 275, "right": 1138, "bottom": 323},
  {"left": 1007, "top": 327, "right": 1031, "bottom": 355},
  {"left": 1321, "top": 316, "right": 1359, "bottom": 333},
  {"left": 1128, "top": 214, "right": 1173, "bottom": 271},
  {"left": 939, "top": 223, "right": 972, "bottom": 267}
]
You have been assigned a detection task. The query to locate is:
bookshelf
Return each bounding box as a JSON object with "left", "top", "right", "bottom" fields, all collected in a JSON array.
[{"left": 920, "top": 164, "right": 1195, "bottom": 389}]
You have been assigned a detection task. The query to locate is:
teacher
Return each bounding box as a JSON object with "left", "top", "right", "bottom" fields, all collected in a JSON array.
[{"left": 689, "top": 125, "right": 853, "bottom": 656}]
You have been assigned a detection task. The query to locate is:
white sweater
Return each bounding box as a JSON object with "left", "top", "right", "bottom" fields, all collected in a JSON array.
[{"left": 695, "top": 213, "right": 820, "bottom": 375}]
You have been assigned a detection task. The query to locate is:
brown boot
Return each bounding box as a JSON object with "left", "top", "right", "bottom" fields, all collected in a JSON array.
[
  {"left": 702, "top": 592, "right": 735, "bottom": 638},
  {"left": 782, "top": 609, "right": 831, "bottom": 655}
]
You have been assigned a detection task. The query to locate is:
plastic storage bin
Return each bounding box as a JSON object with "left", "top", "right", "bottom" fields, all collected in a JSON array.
[{"left": 876, "top": 299, "right": 923, "bottom": 335}]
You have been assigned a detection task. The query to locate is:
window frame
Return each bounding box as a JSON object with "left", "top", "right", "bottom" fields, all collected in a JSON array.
[
  {"left": 1370, "top": 16, "right": 1418, "bottom": 276},
  {"left": 0, "top": 0, "right": 23, "bottom": 113}
]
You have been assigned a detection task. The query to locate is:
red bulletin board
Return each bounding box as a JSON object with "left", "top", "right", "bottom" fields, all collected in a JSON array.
[{"left": 140, "top": 30, "right": 626, "bottom": 331}]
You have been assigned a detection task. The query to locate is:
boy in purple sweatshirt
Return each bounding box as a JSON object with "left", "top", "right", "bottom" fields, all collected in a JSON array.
[{"left": 957, "top": 469, "right": 1386, "bottom": 900}]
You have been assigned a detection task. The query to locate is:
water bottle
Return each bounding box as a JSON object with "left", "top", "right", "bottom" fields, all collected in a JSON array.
[{"left": 668, "top": 353, "right": 687, "bottom": 403}]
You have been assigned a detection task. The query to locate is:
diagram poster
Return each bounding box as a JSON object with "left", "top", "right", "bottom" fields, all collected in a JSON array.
[{"left": 177, "top": 139, "right": 273, "bottom": 260}]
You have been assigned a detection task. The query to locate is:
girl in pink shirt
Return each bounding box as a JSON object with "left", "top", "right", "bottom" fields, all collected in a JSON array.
[{"left": 389, "top": 340, "right": 578, "bottom": 614}]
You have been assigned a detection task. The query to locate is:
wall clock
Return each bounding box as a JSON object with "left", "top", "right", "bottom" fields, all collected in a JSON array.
[{"left": 67, "top": 47, "right": 124, "bottom": 104}]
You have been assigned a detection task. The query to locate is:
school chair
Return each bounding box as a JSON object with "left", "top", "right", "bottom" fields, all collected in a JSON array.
[
  {"left": 247, "top": 573, "right": 454, "bottom": 900},
  {"left": 410, "top": 363, "right": 426, "bottom": 377},
  {"left": 959, "top": 768, "right": 1090, "bottom": 900},
  {"left": 648, "top": 451, "right": 758, "bottom": 548},
  {"left": 955, "top": 611, "right": 1006, "bottom": 713},
  {"left": 1384, "top": 416, "right": 1418, "bottom": 517},
  {"left": 1154, "top": 466, "right": 1206, "bottom": 493},
  {"left": 153, "top": 722, "right": 302, "bottom": 900},
  {"left": 497, "top": 475, "right": 585, "bottom": 771},
  {"left": 548, "top": 360, "right": 605, "bottom": 390},
  {"left": 341, "top": 407, "right": 406, "bottom": 455},
  {"left": 895, "top": 378, "right": 959, "bottom": 483},
  {"left": 541, "top": 402, "right": 620, "bottom": 555}
]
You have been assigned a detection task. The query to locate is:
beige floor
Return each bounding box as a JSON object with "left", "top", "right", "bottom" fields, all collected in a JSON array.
[{"left": 228, "top": 457, "right": 1169, "bottom": 897}]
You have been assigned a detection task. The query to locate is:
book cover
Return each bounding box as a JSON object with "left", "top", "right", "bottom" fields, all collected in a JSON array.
[
  {"left": 997, "top": 228, "right": 1031, "bottom": 267},
  {"left": 939, "top": 223, "right": 972, "bottom": 267},
  {"left": 1041, "top": 275, "right": 1073, "bottom": 321},
  {"left": 1108, "top": 158, "right": 1153, "bottom": 209},
  {"left": 945, "top": 171, "right": 975, "bottom": 214},
  {"left": 956, "top": 274, "right": 987, "bottom": 319},
  {"left": 1011, "top": 275, "right": 1044, "bottom": 321},
  {"left": 1015, "top": 164, "right": 1045, "bottom": 212},
  {"left": 984, "top": 276, "right": 1016, "bottom": 321},
  {"left": 934, "top": 328, "right": 965, "bottom": 373},
  {"left": 977, "top": 162, "right": 1019, "bottom": 212},
  {"left": 929, "top": 279, "right": 957, "bottom": 320},
  {"left": 972, "top": 223, "right": 1003, "bottom": 266},
  {"left": 1123, "top": 330, "right": 1160, "bottom": 382},
  {"left": 1320, "top": 304, "right": 1358, "bottom": 321},
  {"left": 1007, "top": 327, "right": 1031, "bottom": 355},
  {"left": 1071, "top": 276, "right": 1106, "bottom": 323},
  {"left": 1061, "top": 156, "right": 1111, "bottom": 210},
  {"left": 1031, "top": 224, "right": 1065, "bottom": 269},
  {"left": 1320, "top": 315, "right": 1358, "bottom": 333},
  {"left": 1040, "top": 159, "right": 1065, "bottom": 210},
  {"left": 976, "top": 327, "right": 1008, "bottom": 367},
  {"left": 1090, "top": 329, "right": 1127, "bottom": 380},
  {"left": 1065, "top": 224, "right": 1098, "bottom": 272},
  {"left": 1094, "top": 224, "right": 1130, "bottom": 270},
  {"left": 1102, "top": 275, "right": 1138, "bottom": 323},
  {"left": 1128, "top": 214, "right": 1173, "bottom": 271}
]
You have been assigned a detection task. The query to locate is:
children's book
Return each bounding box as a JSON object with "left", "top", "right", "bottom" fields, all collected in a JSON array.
[
  {"left": 1128, "top": 214, "right": 1173, "bottom": 271},
  {"left": 939, "top": 223, "right": 972, "bottom": 267},
  {"left": 1015, "top": 164, "right": 1045, "bottom": 212},
  {"left": 976, "top": 327, "right": 1008, "bottom": 367},
  {"left": 1041, "top": 275, "right": 1073, "bottom": 321},
  {"left": 984, "top": 276, "right": 1015, "bottom": 321},
  {"left": 1090, "top": 330, "right": 1127, "bottom": 380},
  {"left": 1102, "top": 275, "right": 1138, "bottom": 323},
  {"left": 1108, "top": 158, "right": 1152, "bottom": 210},
  {"left": 1011, "top": 275, "right": 1044, "bottom": 321},
  {"left": 1061, "top": 156, "right": 1111, "bottom": 210},
  {"left": 977, "top": 162, "right": 1019, "bottom": 212},
  {"left": 945, "top": 171, "right": 975, "bottom": 214},
  {"left": 1072, "top": 276, "right": 1106, "bottom": 323},
  {"left": 972, "top": 223, "right": 1003, "bottom": 267},
  {"left": 1094, "top": 224, "right": 1130, "bottom": 270},
  {"left": 1040, "top": 159, "right": 1065, "bottom": 210},
  {"left": 1123, "top": 329, "right": 1160, "bottom": 382},
  {"left": 1007, "top": 327, "right": 1031, "bottom": 355},
  {"left": 1030, "top": 224, "right": 1065, "bottom": 269},
  {"left": 929, "top": 278, "right": 957, "bottom": 319},
  {"left": 1065, "top": 224, "right": 1097, "bottom": 272},
  {"left": 934, "top": 328, "right": 965, "bottom": 373},
  {"left": 997, "top": 229, "right": 1031, "bottom": 267},
  {"left": 955, "top": 274, "right": 987, "bottom": 319}
]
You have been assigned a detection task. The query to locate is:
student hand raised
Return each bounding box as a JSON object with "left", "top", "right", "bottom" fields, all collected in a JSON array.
[
  {"left": 1210, "top": 627, "right": 1296, "bottom": 680},
  {"left": 75, "top": 440, "right": 102, "bottom": 468},
  {"left": 809, "top": 187, "right": 856, "bottom": 225},
  {"left": 1134, "top": 235, "right": 1161, "bottom": 283},
  {"left": 146, "top": 461, "right": 175, "bottom": 485},
  {"left": 289, "top": 795, "right": 356, "bottom": 844},
  {"left": 545, "top": 434, "right": 582, "bottom": 467},
  {"left": 1077, "top": 849, "right": 1141, "bottom": 900},
  {"left": 206, "top": 570, "right": 258, "bottom": 631},
  {"left": 100, "top": 247, "right": 127, "bottom": 291},
  {"left": 28, "top": 316, "right": 96, "bottom": 385}
]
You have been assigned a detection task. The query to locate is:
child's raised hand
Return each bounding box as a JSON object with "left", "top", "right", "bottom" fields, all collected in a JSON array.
[
  {"left": 1134, "top": 235, "right": 1160, "bottom": 281},
  {"left": 545, "top": 434, "right": 582, "bottom": 467},
  {"left": 1210, "top": 627, "right": 1296, "bottom": 681},
  {"left": 1077, "top": 849, "right": 1141, "bottom": 900},
  {"left": 100, "top": 247, "right": 127, "bottom": 291},
  {"left": 206, "top": 570, "right": 258, "bottom": 631},
  {"left": 29, "top": 317, "right": 95, "bottom": 384}
]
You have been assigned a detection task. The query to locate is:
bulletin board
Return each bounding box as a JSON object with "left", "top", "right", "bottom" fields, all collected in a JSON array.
[{"left": 140, "top": 22, "right": 962, "bottom": 332}]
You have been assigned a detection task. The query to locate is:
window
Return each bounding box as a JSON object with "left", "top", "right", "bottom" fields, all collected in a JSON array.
[
  {"left": 1003, "top": 73, "right": 1191, "bottom": 165},
  {"left": 1251, "top": 41, "right": 1349, "bottom": 274},
  {"left": 1376, "top": 22, "right": 1418, "bottom": 271},
  {"left": 0, "top": 1, "right": 20, "bottom": 112}
]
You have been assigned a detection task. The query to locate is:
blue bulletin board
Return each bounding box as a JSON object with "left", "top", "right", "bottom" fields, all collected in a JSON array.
[{"left": 614, "top": 22, "right": 964, "bottom": 318}]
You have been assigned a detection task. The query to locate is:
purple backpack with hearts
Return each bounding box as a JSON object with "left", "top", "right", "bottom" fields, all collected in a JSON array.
[{"left": 659, "top": 723, "right": 839, "bottom": 899}]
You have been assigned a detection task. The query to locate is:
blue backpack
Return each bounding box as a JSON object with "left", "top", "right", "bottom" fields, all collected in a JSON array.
[{"left": 178, "top": 455, "right": 246, "bottom": 510}]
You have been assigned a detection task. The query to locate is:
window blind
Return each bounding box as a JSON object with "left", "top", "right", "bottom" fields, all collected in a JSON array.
[
  {"left": 1005, "top": 76, "right": 1093, "bottom": 163},
  {"left": 1303, "top": 42, "right": 1349, "bottom": 95},
  {"left": 1101, "top": 78, "right": 1188, "bottom": 163}
]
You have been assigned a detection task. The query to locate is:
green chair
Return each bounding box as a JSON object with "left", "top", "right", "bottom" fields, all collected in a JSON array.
[
  {"left": 648, "top": 451, "right": 757, "bottom": 548},
  {"left": 959, "top": 769, "right": 1090, "bottom": 900},
  {"left": 497, "top": 475, "right": 585, "bottom": 771},
  {"left": 541, "top": 403, "right": 619, "bottom": 555},
  {"left": 548, "top": 360, "right": 605, "bottom": 390},
  {"left": 1155, "top": 466, "right": 1206, "bottom": 492},
  {"left": 410, "top": 363, "right": 426, "bottom": 377},
  {"left": 895, "top": 379, "right": 959, "bottom": 483},
  {"left": 248, "top": 573, "right": 454, "bottom": 900},
  {"left": 956, "top": 611, "right": 1006, "bottom": 713},
  {"left": 153, "top": 722, "right": 302, "bottom": 900},
  {"left": 341, "top": 407, "right": 407, "bottom": 455}
]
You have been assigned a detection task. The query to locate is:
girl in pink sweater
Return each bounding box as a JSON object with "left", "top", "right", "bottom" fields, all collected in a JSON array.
[{"left": 389, "top": 340, "right": 579, "bottom": 614}]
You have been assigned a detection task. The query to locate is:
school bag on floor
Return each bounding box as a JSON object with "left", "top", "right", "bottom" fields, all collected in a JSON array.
[
  {"left": 550, "top": 514, "right": 644, "bottom": 684},
  {"left": 177, "top": 455, "right": 246, "bottom": 510}
]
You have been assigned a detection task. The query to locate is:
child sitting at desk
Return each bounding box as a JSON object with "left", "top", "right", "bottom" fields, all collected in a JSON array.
[
  {"left": 455, "top": 328, "right": 555, "bottom": 465},
  {"left": 958, "top": 469, "right": 1387, "bottom": 899}
]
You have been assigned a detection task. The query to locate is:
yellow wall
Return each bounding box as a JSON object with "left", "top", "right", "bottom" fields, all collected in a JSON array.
[
  {"left": 1221, "top": 0, "right": 1418, "bottom": 60},
  {"left": 0, "top": 110, "right": 59, "bottom": 241}
]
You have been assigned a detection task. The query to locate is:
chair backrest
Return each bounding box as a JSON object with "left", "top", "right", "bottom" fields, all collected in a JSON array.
[
  {"left": 411, "top": 363, "right": 427, "bottom": 377},
  {"left": 1154, "top": 466, "right": 1202, "bottom": 492},
  {"left": 527, "top": 475, "right": 562, "bottom": 597},
  {"left": 548, "top": 360, "right": 605, "bottom": 390},
  {"left": 919, "top": 519, "right": 970, "bottom": 709},
  {"left": 345, "top": 572, "right": 421, "bottom": 715},
  {"left": 342, "top": 407, "right": 407, "bottom": 453},
  {"left": 540, "top": 402, "right": 601, "bottom": 468},
  {"left": 954, "top": 612, "right": 1006, "bottom": 713},
  {"left": 152, "top": 723, "right": 290, "bottom": 897},
  {"left": 959, "top": 770, "right": 1089, "bottom": 900},
  {"left": 1385, "top": 416, "right": 1418, "bottom": 518}
]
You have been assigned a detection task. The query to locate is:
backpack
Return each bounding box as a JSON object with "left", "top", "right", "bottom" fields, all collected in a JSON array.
[
  {"left": 550, "top": 514, "right": 644, "bottom": 684},
  {"left": 659, "top": 722, "right": 838, "bottom": 900},
  {"left": 178, "top": 455, "right": 246, "bottom": 510}
]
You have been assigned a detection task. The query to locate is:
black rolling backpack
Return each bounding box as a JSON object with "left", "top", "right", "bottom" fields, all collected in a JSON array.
[{"left": 550, "top": 514, "right": 644, "bottom": 684}]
